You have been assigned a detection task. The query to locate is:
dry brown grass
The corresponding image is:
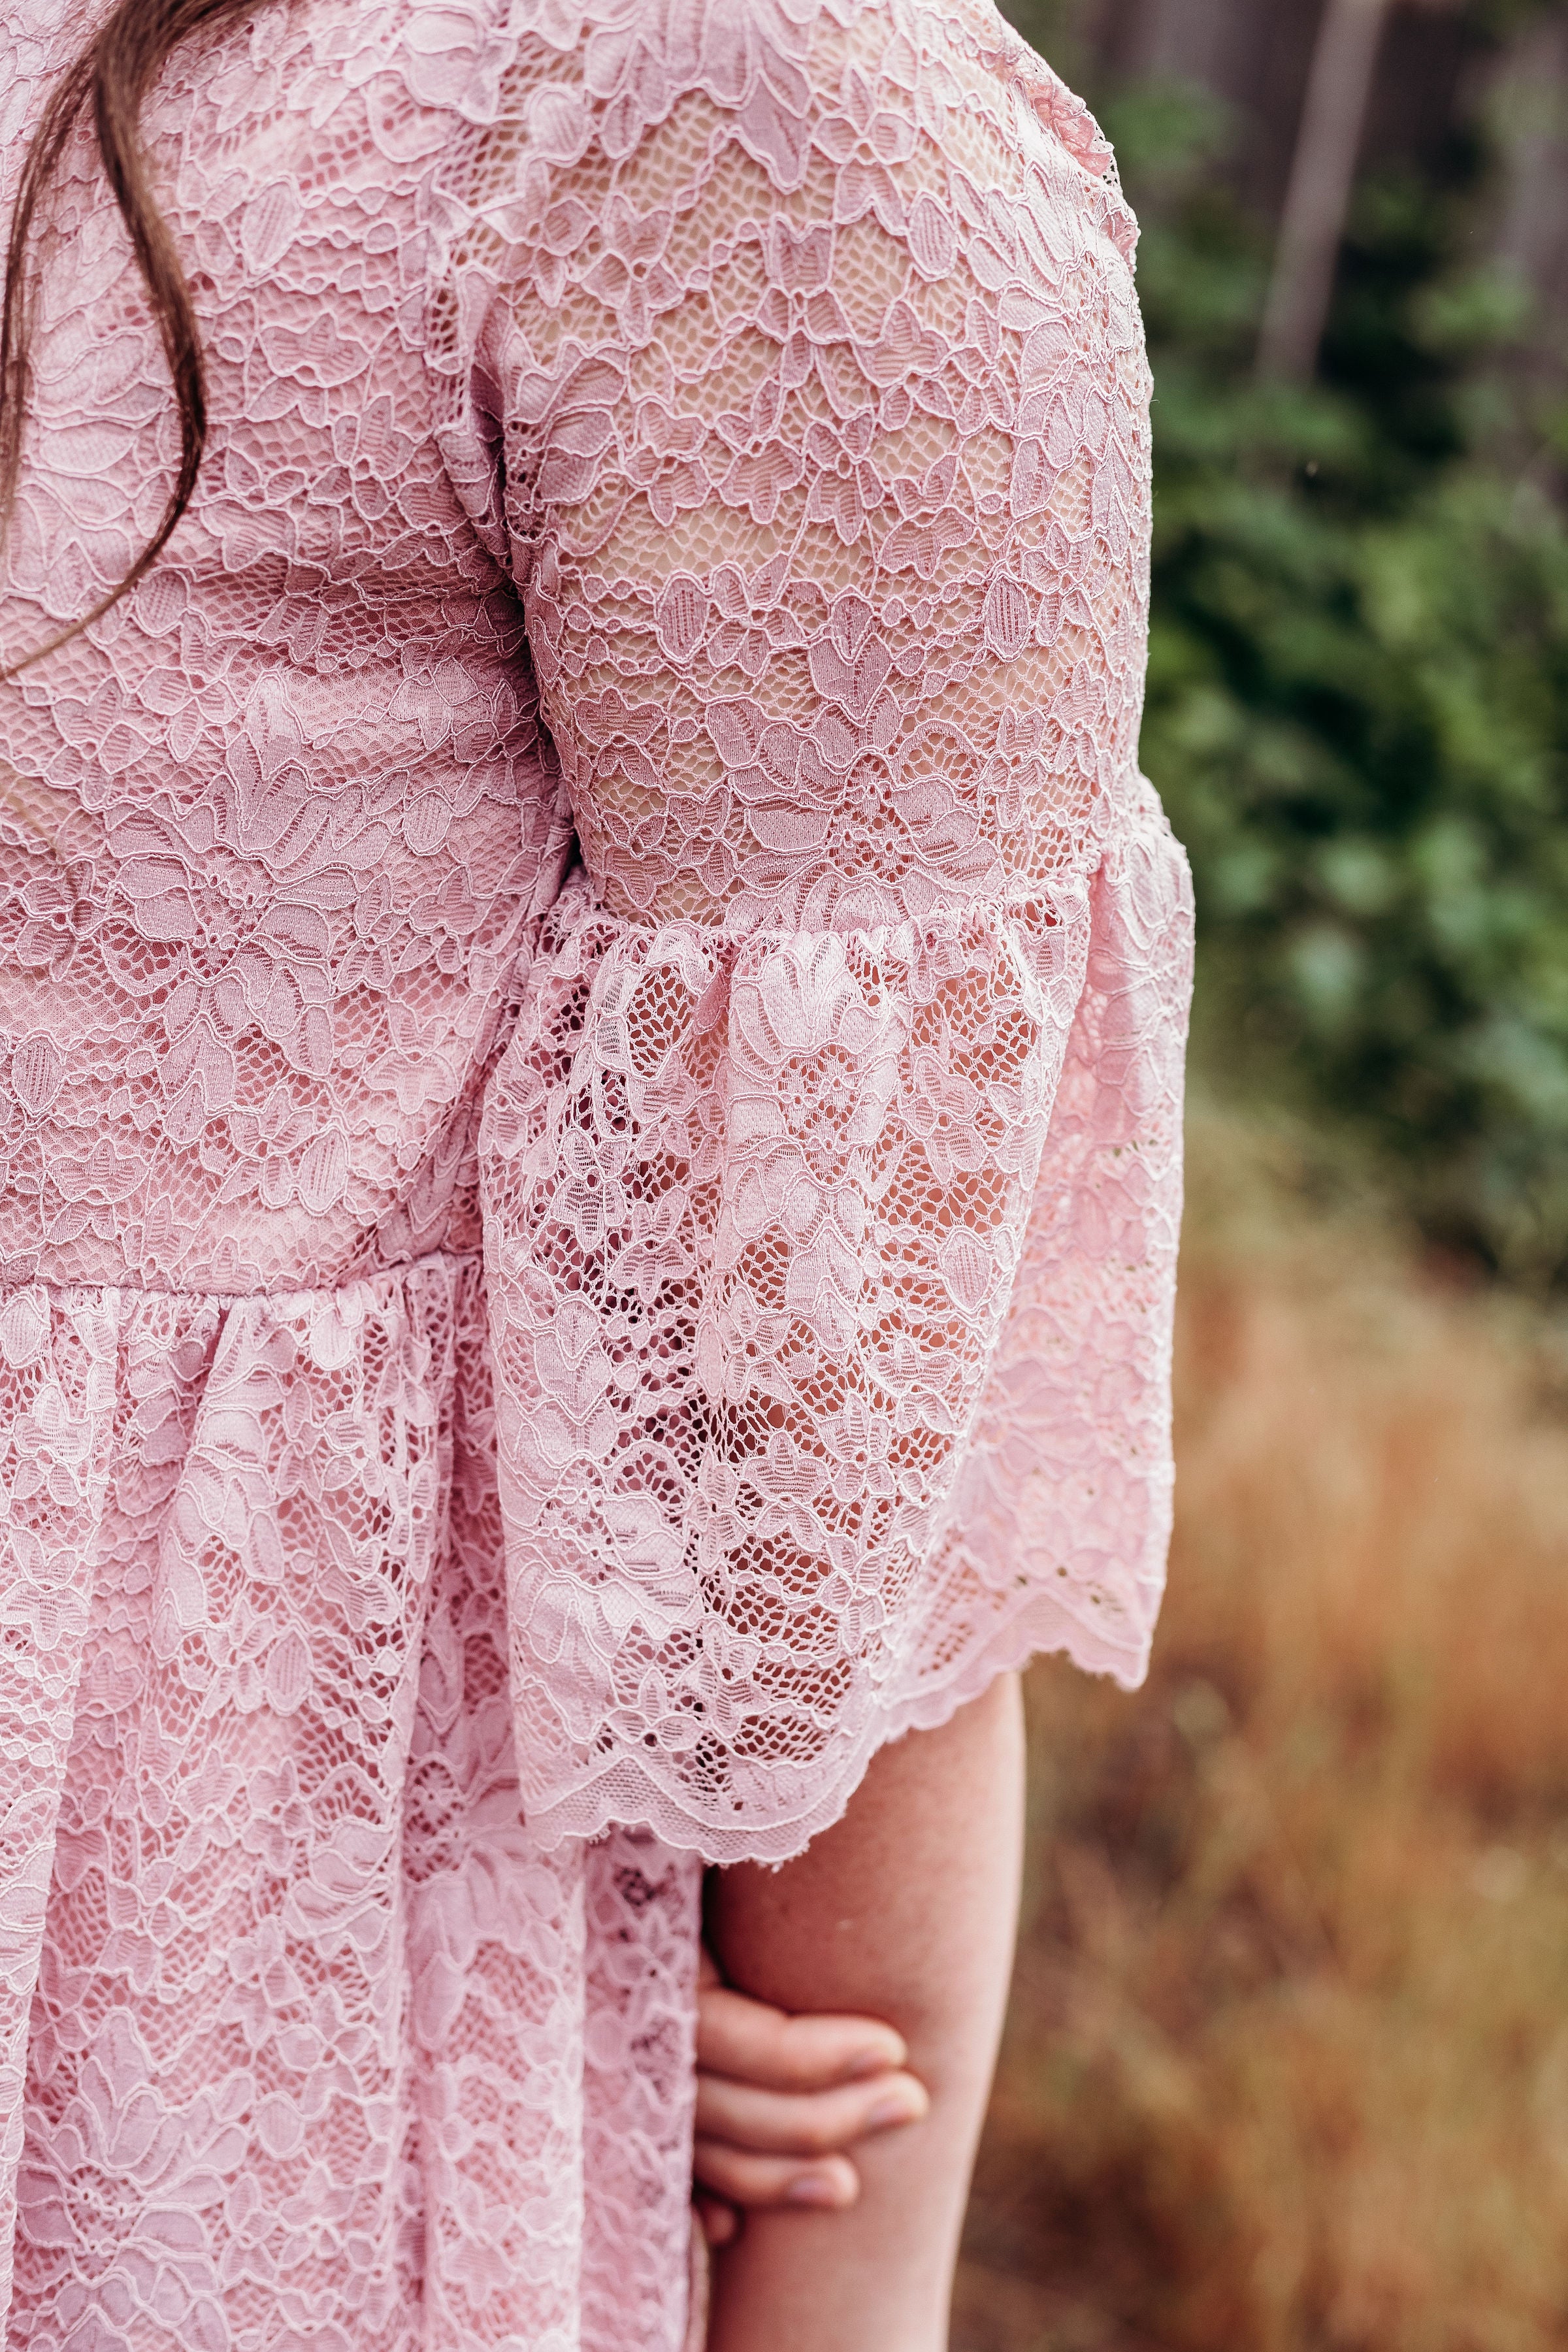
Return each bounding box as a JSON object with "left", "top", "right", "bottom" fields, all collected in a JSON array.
[{"left": 956, "top": 1115, "right": 1568, "bottom": 2352}]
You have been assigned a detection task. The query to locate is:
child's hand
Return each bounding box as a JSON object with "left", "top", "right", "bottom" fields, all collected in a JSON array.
[{"left": 693, "top": 1944, "right": 930, "bottom": 2246}]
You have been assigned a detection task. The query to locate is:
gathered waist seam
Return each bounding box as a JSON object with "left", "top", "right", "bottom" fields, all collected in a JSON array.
[{"left": 0, "top": 1245, "right": 484, "bottom": 1311}]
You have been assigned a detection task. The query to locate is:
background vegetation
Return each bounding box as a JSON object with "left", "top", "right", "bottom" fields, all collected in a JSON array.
[
  {"left": 1026, "top": 4, "right": 1568, "bottom": 1284},
  {"left": 960, "top": 1115, "right": 1568, "bottom": 2352},
  {"left": 1135, "top": 85, "right": 1568, "bottom": 1286},
  {"left": 953, "top": 7, "right": 1568, "bottom": 2344}
]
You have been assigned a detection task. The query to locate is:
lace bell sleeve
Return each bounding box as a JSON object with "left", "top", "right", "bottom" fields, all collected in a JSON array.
[{"left": 441, "top": 0, "right": 1193, "bottom": 1861}]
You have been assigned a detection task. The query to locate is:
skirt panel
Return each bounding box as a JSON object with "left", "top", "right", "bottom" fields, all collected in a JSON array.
[{"left": 0, "top": 1261, "right": 700, "bottom": 2352}]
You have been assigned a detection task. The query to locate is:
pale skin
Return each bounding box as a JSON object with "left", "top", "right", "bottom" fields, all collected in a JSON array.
[{"left": 695, "top": 1674, "right": 1026, "bottom": 2352}]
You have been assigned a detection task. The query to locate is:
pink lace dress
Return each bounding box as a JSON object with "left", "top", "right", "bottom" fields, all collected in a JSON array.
[{"left": 0, "top": 0, "right": 1192, "bottom": 2343}]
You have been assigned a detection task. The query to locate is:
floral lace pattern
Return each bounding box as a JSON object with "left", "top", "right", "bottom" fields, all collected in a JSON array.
[
  {"left": 0, "top": 0, "right": 1190, "bottom": 2339},
  {"left": 0, "top": 1266, "right": 701, "bottom": 2349}
]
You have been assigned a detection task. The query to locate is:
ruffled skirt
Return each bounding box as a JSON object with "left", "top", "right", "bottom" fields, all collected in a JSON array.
[{"left": 0, "top": 1254, "right": 699, "bottom": 2352}]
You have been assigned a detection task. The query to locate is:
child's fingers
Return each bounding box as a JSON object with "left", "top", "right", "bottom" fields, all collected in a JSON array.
[
  {"left": 695, "top": 2066, "right": 928, "bottom": 2159},
  {"left": 696, "top": 1980, "right": 907, "bottom": 2092},
  {"left": 693, "top": 2191, "right": 741, "bottom": 2247},
  {"left": 693, "top": 2140, "right": 860, "bottom": 2212}
]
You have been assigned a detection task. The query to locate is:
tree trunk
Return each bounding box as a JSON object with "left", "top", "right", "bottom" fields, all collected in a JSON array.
[{"left": 1257, "top": 0, "right": 1392, "bottom": 380}]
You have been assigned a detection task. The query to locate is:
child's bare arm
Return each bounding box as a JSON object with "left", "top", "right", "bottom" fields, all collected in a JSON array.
[{"left": 702, "top": 1673, "right": 1026, "bottom": 2352}]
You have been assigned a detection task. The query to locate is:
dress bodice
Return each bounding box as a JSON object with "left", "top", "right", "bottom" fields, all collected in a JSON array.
[{"left": 0, "top": 1, "right": 578, "bottom": 1292}]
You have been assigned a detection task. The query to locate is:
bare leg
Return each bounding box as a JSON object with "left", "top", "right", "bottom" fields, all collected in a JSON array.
[{"left": 703, "top": 1673, "right": 1025, "bottom": 2352}]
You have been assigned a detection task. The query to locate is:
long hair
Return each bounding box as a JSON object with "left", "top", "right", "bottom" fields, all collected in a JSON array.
[{"left": 0, "top": 0, "right": 257, "bottom": 680}]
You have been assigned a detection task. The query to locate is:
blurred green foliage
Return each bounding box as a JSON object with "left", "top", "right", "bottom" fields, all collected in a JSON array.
[
  {"left": 1014, "top": 23, "right": 1568, "bottom": 1284},
  {"left": 1124, "top": 82, "right": 1568, "bottom": 1286}
]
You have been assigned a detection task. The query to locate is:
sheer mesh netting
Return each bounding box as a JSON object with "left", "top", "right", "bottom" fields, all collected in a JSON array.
[{"left": 0, "top": 0, "right": 1190, "bottom": 2341}]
